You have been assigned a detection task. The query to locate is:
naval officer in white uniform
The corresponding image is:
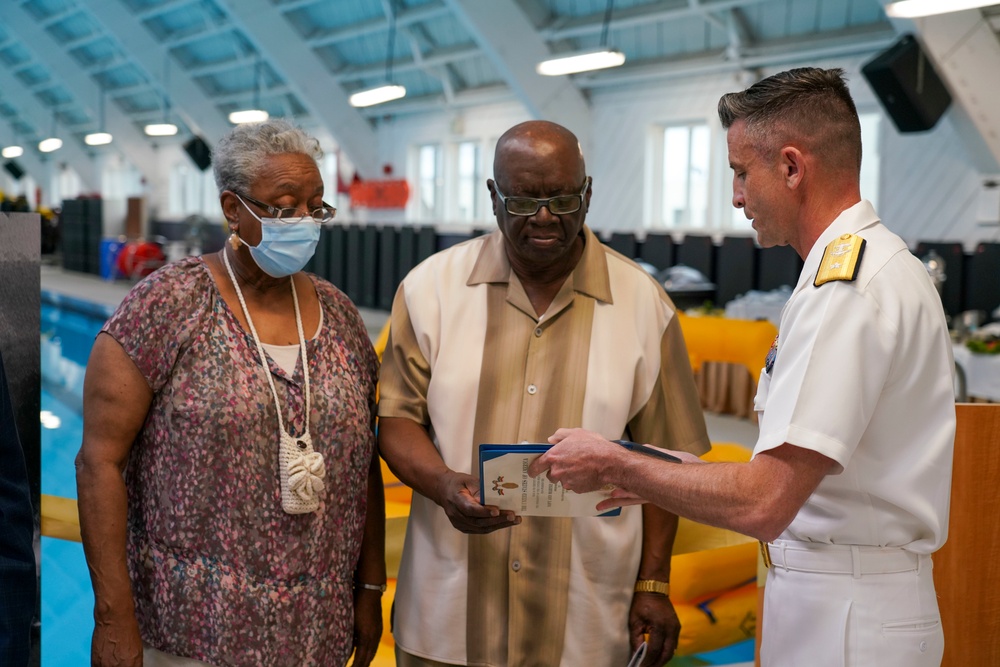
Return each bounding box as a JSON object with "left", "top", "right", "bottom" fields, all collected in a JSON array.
[{"left": 530, "top": 67, "right": 956, "bottom": 667}]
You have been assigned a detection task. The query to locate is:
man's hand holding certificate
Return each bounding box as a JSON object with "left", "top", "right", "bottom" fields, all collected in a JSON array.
[
  {"left": 525, "top": 429, "right": 691, "bottom": 514},
  {"left": 479, "top": 444, "right": 620, "bottom": 517},
  {"left": 481, "top": 438, "right": 683, "bottom": 518}
]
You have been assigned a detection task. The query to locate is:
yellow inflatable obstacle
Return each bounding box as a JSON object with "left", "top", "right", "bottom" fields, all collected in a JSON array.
[{"left": 668, "top": 441, "right": 758, "bottom": 657}]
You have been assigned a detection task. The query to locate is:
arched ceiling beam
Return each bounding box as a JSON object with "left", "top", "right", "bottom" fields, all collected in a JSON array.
[
  {"left": 0, "top": 2, "right": 160, "bottom": 187},
  {"left": 335, "top": 45, "right": 480, "bottom": 82},
  {"left": 77, "top": 0, "right": 234, "bottom": 144},
  {"left": 577, "top": 23, "right": 897, "bottom": 88},
  {"left": 542, "top": 0, "right": 773, "bottom": 40},
  {"left": 133, "top": 0, "right": 192, "bottom": 22},
  {"left": 358, "top": 84, "right": 513, "bottom": 119},
  {"left": 0, "top": 65, "right": 96, "bottom": 190},
  {"left": 220, "top": 0, "right": 379, "bottom": 178},
  {"left": 444, "top": 0, "right": 591, "bottom": 144},
  {"left": 308, "top": 2, "right": 450, "bottom": 47}
]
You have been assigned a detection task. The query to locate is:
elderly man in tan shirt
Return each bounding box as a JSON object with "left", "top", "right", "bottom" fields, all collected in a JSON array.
[{"left": 378, "top": 120, "right": 709, "bottom": 667}]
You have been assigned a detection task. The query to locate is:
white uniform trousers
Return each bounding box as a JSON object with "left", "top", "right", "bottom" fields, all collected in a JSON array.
[{"left": 761, "top": 539, "right": 943, "bottom": 667}]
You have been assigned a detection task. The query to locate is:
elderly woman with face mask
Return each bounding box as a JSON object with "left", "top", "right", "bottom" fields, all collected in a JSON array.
[{"left": 76, "top": 119, "right": 385, "bottom": 667}]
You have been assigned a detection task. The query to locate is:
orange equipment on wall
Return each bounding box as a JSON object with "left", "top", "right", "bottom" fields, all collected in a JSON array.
[{"left": 349, "top": 179, "right": 410, "bottom": 209}]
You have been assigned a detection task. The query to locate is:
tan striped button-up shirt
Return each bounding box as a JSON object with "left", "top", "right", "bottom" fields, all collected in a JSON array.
[{"left": 380, "top": 226, "right": 709, "bottom": 666}]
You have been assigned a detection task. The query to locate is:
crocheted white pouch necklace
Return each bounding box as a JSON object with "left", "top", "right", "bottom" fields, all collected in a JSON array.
[{"left": 224, "top": 249, "right": 326, "bottom": 514}]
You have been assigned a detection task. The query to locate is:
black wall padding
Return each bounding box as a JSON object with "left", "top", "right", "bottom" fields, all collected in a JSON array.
[
  {"left": 327, "top": 225, "right": 346, "bottom": 290},
  {"left": 360, "top": 225, "right": 379, "bottom": 309},
  {"left": 715, "top": 236, "right": 757, "bottom": 306},
  {"left": 416, "top": 226, "right": 436, "bottom": 264},
  {"left": 965, "top": 242, "right": 1000, "bottom": 315},
  {"left": 861, "top": 34, "right": 951, "bottom": 133},
  {"left": 640, "top": 233, "right": 674, "bottom": 271},
  {"left": 675, "top": 234, "right": 714, "bottom": 279},
  {"left": 344, "top": 224, "right": 363, "bottom": 305},
  {"left": 397, "top": 226, "right": 417, "bottom": 282},
  {"left": 607, "top": 232, "right": 637, "bottom": 259},
  {"left": 378, "top": 226, "right": 399, "bottom": 311},
  {"left": 756, "top": 245, "right": 802, "bottom": 293},
  {"left": 183, "top": 135, "right": 212, "bottom": 171}
]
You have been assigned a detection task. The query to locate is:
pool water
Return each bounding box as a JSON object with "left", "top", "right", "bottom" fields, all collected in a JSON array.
[{"left": 40, "top": 300, "right": 110, "bottom": 667}]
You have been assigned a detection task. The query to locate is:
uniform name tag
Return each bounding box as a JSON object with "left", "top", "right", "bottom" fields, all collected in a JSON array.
[{"left": 814, "top": 233, "right": 866, "bottom": 287}]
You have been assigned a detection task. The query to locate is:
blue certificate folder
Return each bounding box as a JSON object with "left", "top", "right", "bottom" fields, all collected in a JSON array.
[{"left": 478, "top": 443, "right": 621, "bottom": 517}]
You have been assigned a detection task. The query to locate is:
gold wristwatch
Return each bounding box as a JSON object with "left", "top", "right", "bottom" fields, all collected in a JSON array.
[{"left": 634, "top": 579, "right": 670, "bottom": 596}]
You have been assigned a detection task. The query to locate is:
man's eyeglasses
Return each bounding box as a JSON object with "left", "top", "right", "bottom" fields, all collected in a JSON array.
[
  {"left": 236, "top": 191, "right": 337, "bottom": 224},
  {"left": 493, "top": 179, "right": 590, "bottom": 217}
]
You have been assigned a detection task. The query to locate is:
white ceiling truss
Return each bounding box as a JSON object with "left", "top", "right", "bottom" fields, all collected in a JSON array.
[{"left": 0, "top": 0, "right": 997, "bottom": 185}]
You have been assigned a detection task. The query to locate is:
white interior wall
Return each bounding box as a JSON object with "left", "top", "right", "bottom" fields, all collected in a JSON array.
[
  {"left": 370, "top": 56, "right": 994, "bottom": 250},
  {"left": 367, "top": 100, "right": 530, "bottom": 227}
]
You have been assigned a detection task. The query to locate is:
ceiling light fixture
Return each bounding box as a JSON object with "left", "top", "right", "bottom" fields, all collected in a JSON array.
[
  {"left": 1, "top": 124, "right": 22, "bottom": 158},
  {"left": 537, "top": 0, "right": 625, "bottom": 76},
  {"left": 85, "top": 87, "right": 113, "bottom": 146},
  {"left": 885, "top": 0, "right": 998, "bottom": 18},
  {"left": 349, "top": 0, "right": 406, "bottom": 108},
  {"left": 349, "top": 84, "right": 407, "bottom": 108},
  {"left": 229, "top": 55, "right": 270, "bottom": 124},
  {"left": 145, "top": 55, "right": 178, "bottom": 137},
  {"left": 39, "top": 137, "right": 63, "bottom": 153},
  {"left": 39, "top": 110, "right": 62, "bottom": 153}
]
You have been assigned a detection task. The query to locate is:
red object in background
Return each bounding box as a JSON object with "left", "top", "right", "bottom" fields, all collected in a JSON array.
[
  {"left": 117, "top": 241, "right": 165, "bottom": 278},
  {"left": 350, "top": 179, "right": 410, "bottom": 209}
]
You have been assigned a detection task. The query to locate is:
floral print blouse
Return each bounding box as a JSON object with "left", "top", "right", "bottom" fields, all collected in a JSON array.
[{"left": 103, "top": 257, "right": 378, "bottom": 666}]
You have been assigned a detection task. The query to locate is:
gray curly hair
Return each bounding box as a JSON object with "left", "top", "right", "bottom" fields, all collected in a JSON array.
[{"left": 212, "top": 118, "right": 324, "bottom": 194}]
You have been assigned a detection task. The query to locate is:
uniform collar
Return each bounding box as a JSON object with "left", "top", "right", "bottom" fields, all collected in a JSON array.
[
  {"left": 794, "top": 199, "right": 880, "bottom": 295},
  {"left": 467, "top": 225, "right": 613, "bottom": 304}
]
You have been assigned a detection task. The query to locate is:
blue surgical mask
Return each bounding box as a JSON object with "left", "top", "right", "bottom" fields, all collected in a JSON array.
[{"left": 236, "top": 196, "right": 321, "bottom": 278}]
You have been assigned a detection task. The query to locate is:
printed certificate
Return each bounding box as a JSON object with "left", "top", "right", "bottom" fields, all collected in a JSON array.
[{"left": 478, "top": 444, "right": 621, "bottom": 517}]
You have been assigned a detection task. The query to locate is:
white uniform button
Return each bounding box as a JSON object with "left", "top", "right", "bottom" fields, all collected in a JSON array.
[
  {"left": 511, "top": 560, "right": 521, "bottom": 572},
  {"left": 919, "top": 641, "right": 927, "bottom": 652},
  {"left": 527, "top": 384, "right": 537, "bottom": 395},
  {"left": 534, "top": 327, "right": 543, "bottom": 337}
]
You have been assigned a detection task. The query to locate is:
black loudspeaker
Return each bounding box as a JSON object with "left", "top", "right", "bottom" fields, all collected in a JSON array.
[
  {"left": 183, "top": 135, "right": 212, "bottom": 171},
  {"left": 3, "top": 160, "right": 25, "bottom": 180},
  {"left": 861, "top": 34, "right": 951, "bottom": 133}
]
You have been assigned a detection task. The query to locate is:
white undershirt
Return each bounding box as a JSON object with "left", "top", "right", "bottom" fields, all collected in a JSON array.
[{"left": 259, "top": 308, "right": 323, "bottom": 375}]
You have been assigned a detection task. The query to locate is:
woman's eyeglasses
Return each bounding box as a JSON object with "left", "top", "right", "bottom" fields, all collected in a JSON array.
[{"left": 236, "top": 191, "right": 337, "bottom": 224}]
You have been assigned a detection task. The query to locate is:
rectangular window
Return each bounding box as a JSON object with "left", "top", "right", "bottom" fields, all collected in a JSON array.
[
  {"left": 660, "top": 123, "right": 710, "bottom": 229},
  {"left": 455, "top": 141, "right": 481, "bottom": 222},
  {"left": 859, "top": 112, "right": 881, "bottom": 212},
  {"left": 417, "top": 143, "right": 442, "bottom": 221}
]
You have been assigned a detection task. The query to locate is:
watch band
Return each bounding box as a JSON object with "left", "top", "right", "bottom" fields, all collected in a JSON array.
[
  {"left": 356, "top": 582, "right": 387, "bottom": 593},
  {"left": 634, "top": 579, "right": 670, "bottom": 596}
]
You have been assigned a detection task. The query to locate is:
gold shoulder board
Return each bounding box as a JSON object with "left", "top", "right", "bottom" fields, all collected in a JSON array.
[{"left": 814, "top": 233, "right": 866, "bottom": 287}]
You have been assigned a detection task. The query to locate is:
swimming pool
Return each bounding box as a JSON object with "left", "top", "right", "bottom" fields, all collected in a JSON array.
[{"left": 40, "top": 296, "right": 112, "bottom": 667}]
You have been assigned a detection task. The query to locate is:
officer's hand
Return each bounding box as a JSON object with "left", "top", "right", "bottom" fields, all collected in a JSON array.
[
  {"left": 435, "top": 470, "right": 521, "bottom": 534},
  {"left": 629, "top": 591, "right": 681, "bottom": 667}
]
